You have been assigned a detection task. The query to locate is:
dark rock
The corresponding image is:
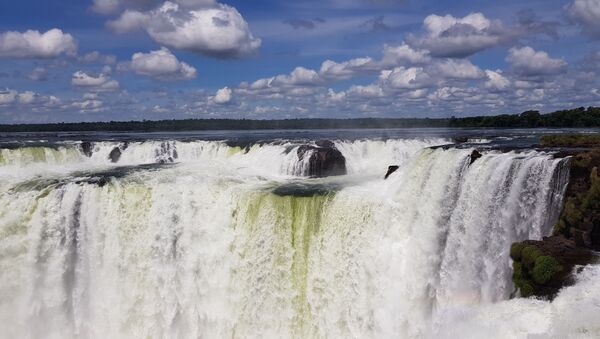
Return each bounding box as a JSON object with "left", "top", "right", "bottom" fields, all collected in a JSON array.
[
  {"left": 453, "top": 136, "right": 469, "bottom": 143},
  {"left": 384, "top": 165, "right": 400, "bottom": 179},
  {"left": 297, "top": 141, "right": 347, "bottom": 177},
  {"left": 511, "top": 236, "right": 597, "bottom": 300},
  {"left": 80, "top": 141, "right": 93, "bottom": 157},
  {"left": 469, "top": 150, "right": 482, "bottom": 165},
  {"left": 108, "top": 147, "right": 122, "bottom": 163},
  {"left": 315, "top": 140, "right": 336, "bottom": 148}
]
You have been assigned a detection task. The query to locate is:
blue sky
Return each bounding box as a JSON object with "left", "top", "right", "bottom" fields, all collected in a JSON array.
[{"left": 0, "top": 0, "right": 599, "bottom": 122}]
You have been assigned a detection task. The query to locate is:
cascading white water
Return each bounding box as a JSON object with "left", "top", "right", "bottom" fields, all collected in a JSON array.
[{"left": 0, "top": 138, "right": 591, "bottom": 339}]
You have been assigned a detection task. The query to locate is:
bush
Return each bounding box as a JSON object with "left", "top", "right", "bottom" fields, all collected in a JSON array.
[
  {"left": 516, "top": 280, "right": 535, "bottom": 297},
  {"left": 512, "top": 261, "right": 523, "bottom": 280},
  {"left": 510, "top": 243, "right": 525, "bottom": 261},
  {"left": 521, "top": 245, "right": 543, "bottom": 269},
  {"left": 532, "top": 256, "right": 563, "bottom": 285}
]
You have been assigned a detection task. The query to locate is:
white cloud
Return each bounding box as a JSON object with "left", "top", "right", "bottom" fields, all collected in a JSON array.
[
  {"left": 273, "top": 67, "right": 321, "bottom": 87},
  {"left": 0, "top": 89, "right": 17, "bottom": 105},
  {"left": 0, "top": 88, "right": 60, "bottom": 107},
  {"left": 433, "top": 59, "right": 485, "bottom": 80},
  {"left": 108, "top": 1, "right": 260, "bottom": 58},
  {"left": 213, "top": 87, "right": 232, "bottom": 104},
  {"left": 346, "top": 84, "right": 384, "bottom": 98},
  {"left": 71, "top": 99, "right": 104, "bottom": 111},
  {"left": 409, "top": 13, "right": 509, "bottom": 58},
  {"left": 379, "top": 67, "right": 432, "bottom": 89},
  {"left": 484, "top": 70, "right": 510, "bottom": 91},
  {"left": 319, "top": 57, "right": 374, "bottom": 80},
  {"left": 0, "top": 29, "right": 77, "bottom": 58},
  {"left": 72, "top": 71, "right": 120, "bottom": 91},
  {"left": 17, "top": 91, "right": 36, "bottom": 104},
  {"left": 380, "top": 43, "right": 431, "bottom": 66},
  {"left": 506, "top": 46, "right": 567, "bottom": 76},
  {"left": 130, "top": 47, "right": 197, "bottom": 80},
  {"left": 107, "top": 10, "right": 151, "bottom": 33},
  {"left": 566, "top": 0, "right": 600, "bottom": 38}
]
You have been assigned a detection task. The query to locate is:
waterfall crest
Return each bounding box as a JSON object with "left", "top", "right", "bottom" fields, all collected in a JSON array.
[{"left": 0, "top": 139, "right": 577, "bottom": 338}]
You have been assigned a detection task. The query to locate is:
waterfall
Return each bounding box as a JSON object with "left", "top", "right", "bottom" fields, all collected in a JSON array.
[{"left": 0, "top": 139, "right": 579, "bottom": 338}]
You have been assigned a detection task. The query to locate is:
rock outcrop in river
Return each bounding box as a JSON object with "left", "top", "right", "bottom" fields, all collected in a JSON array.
[
  {"left": 297, "top": 141, "right": 347, "bottom": 177},
  {"left": 511, "top": 135, "right": 600, "bottom": 299}
]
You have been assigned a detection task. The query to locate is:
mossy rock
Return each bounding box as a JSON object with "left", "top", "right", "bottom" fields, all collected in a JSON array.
[
  {"left": 510, "top": 243, "right": 525, "bottom": 261},
  {"left": 512, "top": 261, "right": 523, "bottom": 280},
  {"left": 532, "top": 255, "right": 563, "bottom": 285},
  {"left": 521, "top": 245, "right": 543, "bottom": 269},
  {"left": 518, "top": 280, "right": 535, "bottom": 298}
]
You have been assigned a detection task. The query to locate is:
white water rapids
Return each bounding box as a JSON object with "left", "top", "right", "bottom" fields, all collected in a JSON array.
[{"left": 0, "top": 138, "right": 597, "bottom": 338}]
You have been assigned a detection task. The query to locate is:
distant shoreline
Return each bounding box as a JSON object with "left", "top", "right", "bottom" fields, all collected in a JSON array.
[{"left": 1, "top": 107, "right": 599, "bottom": 132}]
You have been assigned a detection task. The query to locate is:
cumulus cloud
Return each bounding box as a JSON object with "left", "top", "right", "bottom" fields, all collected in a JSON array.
[
  {"left": 408, "top": 13, "right": 511, "bottom": 58},
  {"left": 108, "top": 1, "right": 261, "bottom": 58},
  {"left": 0, "top": 89, "right": 17, "bottom": 105},
  {"left": 213, "top": 87, "right": 232, "bottom": 104},
  {"left": 433, "top": 59, "right": 485, "bottom": 80},
  {"left": 380, "top": 43, "right": 431, "bottom": 66},
  {"left": 130, "top": 47, "right": 197, "bottom": 80},
  {"left": 484, "top": 70, "right": 510, "bottom": 91},
  {"left": 566, "top": 0, "right": 600, "bottom": 38},
  {"left": 71, "top": 71, "right": 120, "bottom": 91},
  {"left": 319, "top": 57, "right": 374, "bottom": 80},
  {"left": 379, "top": 67, "right": 433, "bottom": 89},
  {"left": 0, "top": 88, "right": 61, "bottom": 108},
  {"left": 0, "top": 29, "right": 77, "bottom": 58},
  {"left": 506, "top": 46, "right": 567, "bottom": 76}
]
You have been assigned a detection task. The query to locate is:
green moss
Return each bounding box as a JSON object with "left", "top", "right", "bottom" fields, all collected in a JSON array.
[
  {"left": 512, "top": 261, "right": 523, "bottom": 280},
  {"left": 510, "top": 243, "right": 525, "bottom": 261},
  {"left": 521, "top": 245, "right": 543, "bottom": 269},
  {"left": 518, "top": 280, "right": 535, "bottom": 298},
  {"left": 532, "top": 256, "right": 563, "bottom": 285}
]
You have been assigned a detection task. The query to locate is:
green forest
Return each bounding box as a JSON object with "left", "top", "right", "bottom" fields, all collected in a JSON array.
[{"left": 2, "top": 106, "right": 600, "bottom": 132}]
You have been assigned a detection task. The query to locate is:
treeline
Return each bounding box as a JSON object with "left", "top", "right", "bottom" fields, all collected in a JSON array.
[{"left": 1, "top": 106, "right": 600, "bottom": 132}]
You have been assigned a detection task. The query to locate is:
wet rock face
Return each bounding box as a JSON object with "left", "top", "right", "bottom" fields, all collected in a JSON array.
[
  {"left": 80, "top": 142, "right": 93, "bottom": 157},
  {"left": 297, "top": 141, "right": 347, "bottom": 177},
  {"left": 384, "top": 165, "right": 399, "bottom": 179},
  {"left": 470, "top": 150, "right": 482, "bottom": 165},
  {"left": 108, "top": 147, "right": 122, "bottom": 163}
]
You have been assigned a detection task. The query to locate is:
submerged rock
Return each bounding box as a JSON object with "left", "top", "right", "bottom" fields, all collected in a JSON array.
[
  {"left": 384, "top": 165, "right": 399, "bottom": 179},
  {"left": 297, "top": 141, "right": 347, "bottom": 177}
]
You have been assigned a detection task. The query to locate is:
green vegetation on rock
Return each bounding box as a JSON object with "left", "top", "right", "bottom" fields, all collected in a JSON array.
[
  {"left": 510, "top": 243, "right": 525, "bottom": 261},
  {"left": 521, "top": 245, "right": 543, "bottom": 269},
  {"left": 532, "top": 256, "right": 563, "bottom": 285}
]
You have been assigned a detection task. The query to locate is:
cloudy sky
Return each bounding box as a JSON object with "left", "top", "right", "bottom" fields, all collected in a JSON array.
[{"left": 0, "top": 0, "right": 599, "bottom": 122}]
